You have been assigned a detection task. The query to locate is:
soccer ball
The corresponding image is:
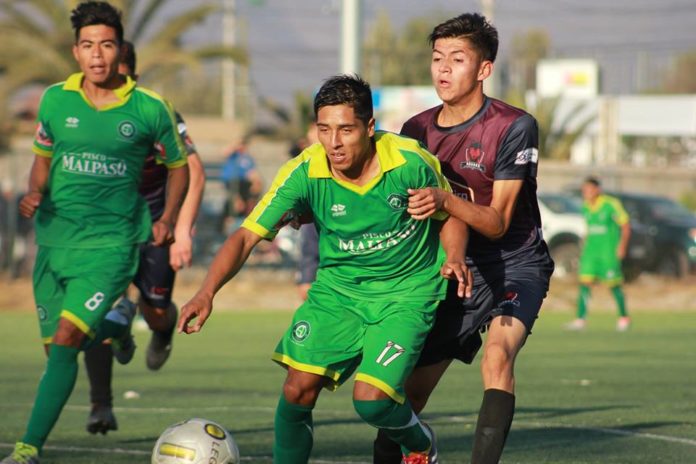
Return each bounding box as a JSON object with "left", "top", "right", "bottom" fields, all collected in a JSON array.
[{"left": 151, "top": 418, "right": 240, "bottom": 464}]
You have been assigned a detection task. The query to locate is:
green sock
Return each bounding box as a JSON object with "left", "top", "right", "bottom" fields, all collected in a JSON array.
[
  {"left": 81, "top": 318, "right": 128, "bottom": 350},
  {"left": 22, "top": 344, "right": 79, "bottom": 450},
  {"left": 354, "top": 399, "right": 431, "bottom": 454},
  {"left": 576, "top": 285, "right": 590, "bottom": 319},
  {"left": 611, "top": 286, "right": 627, "bottom": 317},
  {"left": 273, "top": 395, "right": 314, "bottom": 464}
]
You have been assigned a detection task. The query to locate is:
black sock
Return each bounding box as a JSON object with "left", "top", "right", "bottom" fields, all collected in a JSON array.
[
  {"left": 84, "top": 342, "right": 113, "bottom": 407},
  {"left": 471, "top": 388, "right": 515, "bottom": 464},
  {"left": 373, "top": 427, "right": 403, "bottom": 464}
]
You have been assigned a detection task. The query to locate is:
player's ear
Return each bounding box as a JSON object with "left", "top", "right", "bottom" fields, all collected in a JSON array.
[
  {"left": 478, "top": 60, "right": 493, "bottom": 82},
  {"left": 367, "top": 117, "right": 375, "bottom": 138},
  {"left": 72, "top": 43, "right": 80, "bottom": 63}
]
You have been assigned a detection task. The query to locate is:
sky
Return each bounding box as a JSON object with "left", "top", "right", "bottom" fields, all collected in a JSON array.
[{"left": 169, "top": 0, "right": 696, "bottom": 108}]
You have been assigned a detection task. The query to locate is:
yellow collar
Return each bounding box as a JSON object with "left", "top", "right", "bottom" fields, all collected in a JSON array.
[
  {"left": 63, "top": 72, "right": 136, "bottom": 110},
  {"left": 307, "top": 131, "right": 406, "bottom": 178}
]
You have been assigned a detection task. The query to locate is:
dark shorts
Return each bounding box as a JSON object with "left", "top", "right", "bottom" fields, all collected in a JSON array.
[
  {"left": 417, "top": 243, "right": 554, "bottom": 367},
  {"left": 133, "top": 243, "right": 176, "bottom": 308}
]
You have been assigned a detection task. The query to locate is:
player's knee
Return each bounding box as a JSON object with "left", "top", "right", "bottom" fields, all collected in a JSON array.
[
  {"left": 282, "top": 371, "right": 323, "bottom": 406},
  {"left": 481, "top": 343, "right": 515, "bottom": 377},
  {"left": 353, "top": 398, "right": 396, "bottom": 425}
]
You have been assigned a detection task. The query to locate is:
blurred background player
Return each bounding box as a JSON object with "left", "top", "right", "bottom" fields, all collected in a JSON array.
[
  {"left": 566, "top": 176, "right": 631, "bottom": 331},
  {"left": 1, "top": 2, "right": 189, "bottom": 463},
  {"left": 177, "top": 74, "right": 471, "bottom": 463},
  {"left": 372, "top": 13, "right": 554, "bottom": 464},
  {"left": 220, "top": 134, "right": 263, "bottom": 233},
  {"left": 82, "top": 40, "right": 205, "bottom": 435}
]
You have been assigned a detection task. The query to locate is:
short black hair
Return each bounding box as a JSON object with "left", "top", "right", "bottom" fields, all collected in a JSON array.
[
  {"left": 584, "top": 176, "right": 601, "bottom": 187},
  {"left": 121, "top": 40, "right": 137, "bottom": 75},
  {"left": 429, "top": 13, "right": 498, "bottom": 62},
  {"left": 313, "top": 74, "right": 373, "bottom": 125},
  {"left": 71, "top": 1, "right": 124, "bottom": 45}
]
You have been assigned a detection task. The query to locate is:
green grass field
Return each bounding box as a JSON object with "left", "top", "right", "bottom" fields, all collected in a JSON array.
[{"left": 0, "top": 309, "right": 694, "bottom": 463}]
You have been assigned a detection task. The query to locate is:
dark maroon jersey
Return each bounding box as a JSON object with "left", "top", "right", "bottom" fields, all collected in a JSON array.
[
  {"left": 139, "top": 112, "right": 197, "bottom": 221},
  {"left": 401, "top": 97, "right": 543, "bottom": 263}
]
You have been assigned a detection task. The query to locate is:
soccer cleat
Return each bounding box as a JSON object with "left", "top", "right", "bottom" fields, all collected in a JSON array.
[
  {"left": 616, "top": 316, "right": 631, "bottom": 332},
  {"left": 146, "top": 304, "right": 177, "bottom": 371},
  {"left": 401, "top": 423, "right": 438, "bottom": 464},
  {"left": 110, "top": 297, "right": 137, "bottom": 365},
  {"left": 564, "top": 318, "right": 586, "bottom": 331},
  {"left": 86, "top": 405, "right": 118, "bottom": 435},
  {"left": 0, "top": 442, "right": 39, "bottom": 464}
]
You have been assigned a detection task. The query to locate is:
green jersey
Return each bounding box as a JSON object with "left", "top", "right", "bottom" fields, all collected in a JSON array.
[
  {"left": 582, "top": 194, "right": 629, "bottom": 256},
  {"left": 242, "top": 131, "right": 451, "bottom": 301},
  {"left": 32, "top": 73, "right": 187, "bottom": 248}
]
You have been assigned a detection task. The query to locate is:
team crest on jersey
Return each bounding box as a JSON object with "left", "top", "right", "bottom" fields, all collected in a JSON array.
[
  {"left": 118, "top": 121, "right": 136, "bottom": 139},
  {"left": 460, "top": 142, "right": 486, "bottom": 172},
  {"left": 387, "top": 193, "right": 408, "bottom": 210},
  {"left": 291, "top": 321, "right": 311, "bottom": 342},
  {"left": 37, "top": 305, "right": 48, "bottom": 321}
]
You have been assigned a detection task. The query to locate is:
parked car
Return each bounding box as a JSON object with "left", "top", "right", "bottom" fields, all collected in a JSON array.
[
  {"left": 537, "top": 192, "right": 585, "bottom": 279},
  {"left": 609, "top": 192, "right": 696, "bottom": 278},
  {"left": 538, "top": 192, "right": 651, "bottom": 281}
]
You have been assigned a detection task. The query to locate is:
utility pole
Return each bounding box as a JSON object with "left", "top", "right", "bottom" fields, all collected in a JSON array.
[
  {"left": 481, "top": 0, "right": 497, "bottom": 97},
  {"left": 222, "top": 0, "right": 236, "bottom": 120},
  {"left": 341, "top": 0, "right": 362, "bottom": 74}
]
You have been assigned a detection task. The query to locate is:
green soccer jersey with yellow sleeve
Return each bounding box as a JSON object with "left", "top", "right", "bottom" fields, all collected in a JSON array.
[
  {"left": 32, "top": 73, "right": 187, "bottom": 248},
  {"left": 242, "top": 131, "right": 452, "bottom": 301}
]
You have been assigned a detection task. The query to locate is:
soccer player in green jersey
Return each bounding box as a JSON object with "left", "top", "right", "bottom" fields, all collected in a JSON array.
[
  {"left": 83, "top": 40, "right": 206, "bottom": 435},
  {"left": 178, "top": 75, "right": 471, "bottom": 464},
  {"left": 567, "top": 177, "right": 631, "bottom": 331},
  {"left": 2, "top": 3, "right": 189, "bottom": 464}
]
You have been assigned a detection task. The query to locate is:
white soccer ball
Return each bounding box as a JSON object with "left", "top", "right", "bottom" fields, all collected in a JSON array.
[{"left": 151, "top": 418, "right": 240, "bottom": 464}]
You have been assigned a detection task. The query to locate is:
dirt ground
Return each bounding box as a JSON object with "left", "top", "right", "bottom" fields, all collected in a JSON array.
[{"left": 1, "top": 268, "right": 694, "bottom": 313}]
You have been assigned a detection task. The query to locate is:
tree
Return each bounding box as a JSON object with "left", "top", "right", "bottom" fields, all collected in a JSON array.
[
  {"left": 362, "top": 10, "right": 448, "bottom": 86},
  {"left": 507, "top": 29, "right": 550, "bottom": 94},
  {"left": 532, "top": 95, "right": 595, "bottom": 160},
  {"left": 0, "top": 0, "right": 247, "bottom": 113}
]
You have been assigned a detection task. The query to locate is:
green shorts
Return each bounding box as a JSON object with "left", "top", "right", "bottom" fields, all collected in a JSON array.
[
  {"left": 578, "top": 250, "right": 623, "bottom": 285},
  {"left": 272, "top": 284, "right": 438, "bottom": 403},
  {"left": 33, "top": 245, "right": 139, "bottom": 344}
]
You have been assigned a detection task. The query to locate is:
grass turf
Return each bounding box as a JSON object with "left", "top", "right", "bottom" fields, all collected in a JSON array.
[{"left": 0, "top": 309, "right": 694, "bottom": 463}]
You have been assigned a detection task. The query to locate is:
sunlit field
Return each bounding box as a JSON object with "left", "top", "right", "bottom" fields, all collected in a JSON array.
[{"left": 1, "top": 309, "right": 694, "bottom": 463}]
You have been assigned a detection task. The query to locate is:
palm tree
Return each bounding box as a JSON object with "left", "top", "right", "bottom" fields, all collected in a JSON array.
[
  {"left": 0, "top": 0, "right": 247, "bottom": 109},
  {"left": 533, "top": 95, "right": 595, "bottom": 160}
]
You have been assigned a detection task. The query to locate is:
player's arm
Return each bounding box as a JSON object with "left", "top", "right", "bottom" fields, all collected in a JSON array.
[
  {"left": 152, "top": 164, "right": 189, "bottom": 246},
  {"left": 178, "top": 226, "right": 263, "bottom": 334},
  {"left": 408, "top": 114, "right": 537, "bottom": 240},
  {"left": 409, "top": 180, "right": 523, "bottom": 239},
  {"left": 439, "top": 215, "right": 473, "bottom": 298},
  {"left": 19, "top": 155, "right": 51, "bottom": 218},
  {"left": 170, "top": 152, "right": 205, "bottom": 270},
  {"left": 618, "top": 222, "right": 631, "bottom": 260},
  {"left": 613, "top": 200, "right": 631, "bottom": 260},
  {"left": 152, "top": 101, "right": 191, "bottom": 246}
]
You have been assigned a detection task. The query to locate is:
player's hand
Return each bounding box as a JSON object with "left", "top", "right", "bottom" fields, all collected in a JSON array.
[
  {"left": 19, "top": 191, "right": 42, "bottom": 218},
  {"left": 441, "top": 261, "right": 473, "bottom": 298},
  {"left": 151, "top": 219, "right": 174, "bottom": 246},
  {"left": 178, "top": 292, "right": 213, "bottom": 334},
  {"left": 170, "top": 230, "right": 193, "bottom": 271},
  {"left": 407, "top": 187, "right": 447, "bottom": 220}
]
